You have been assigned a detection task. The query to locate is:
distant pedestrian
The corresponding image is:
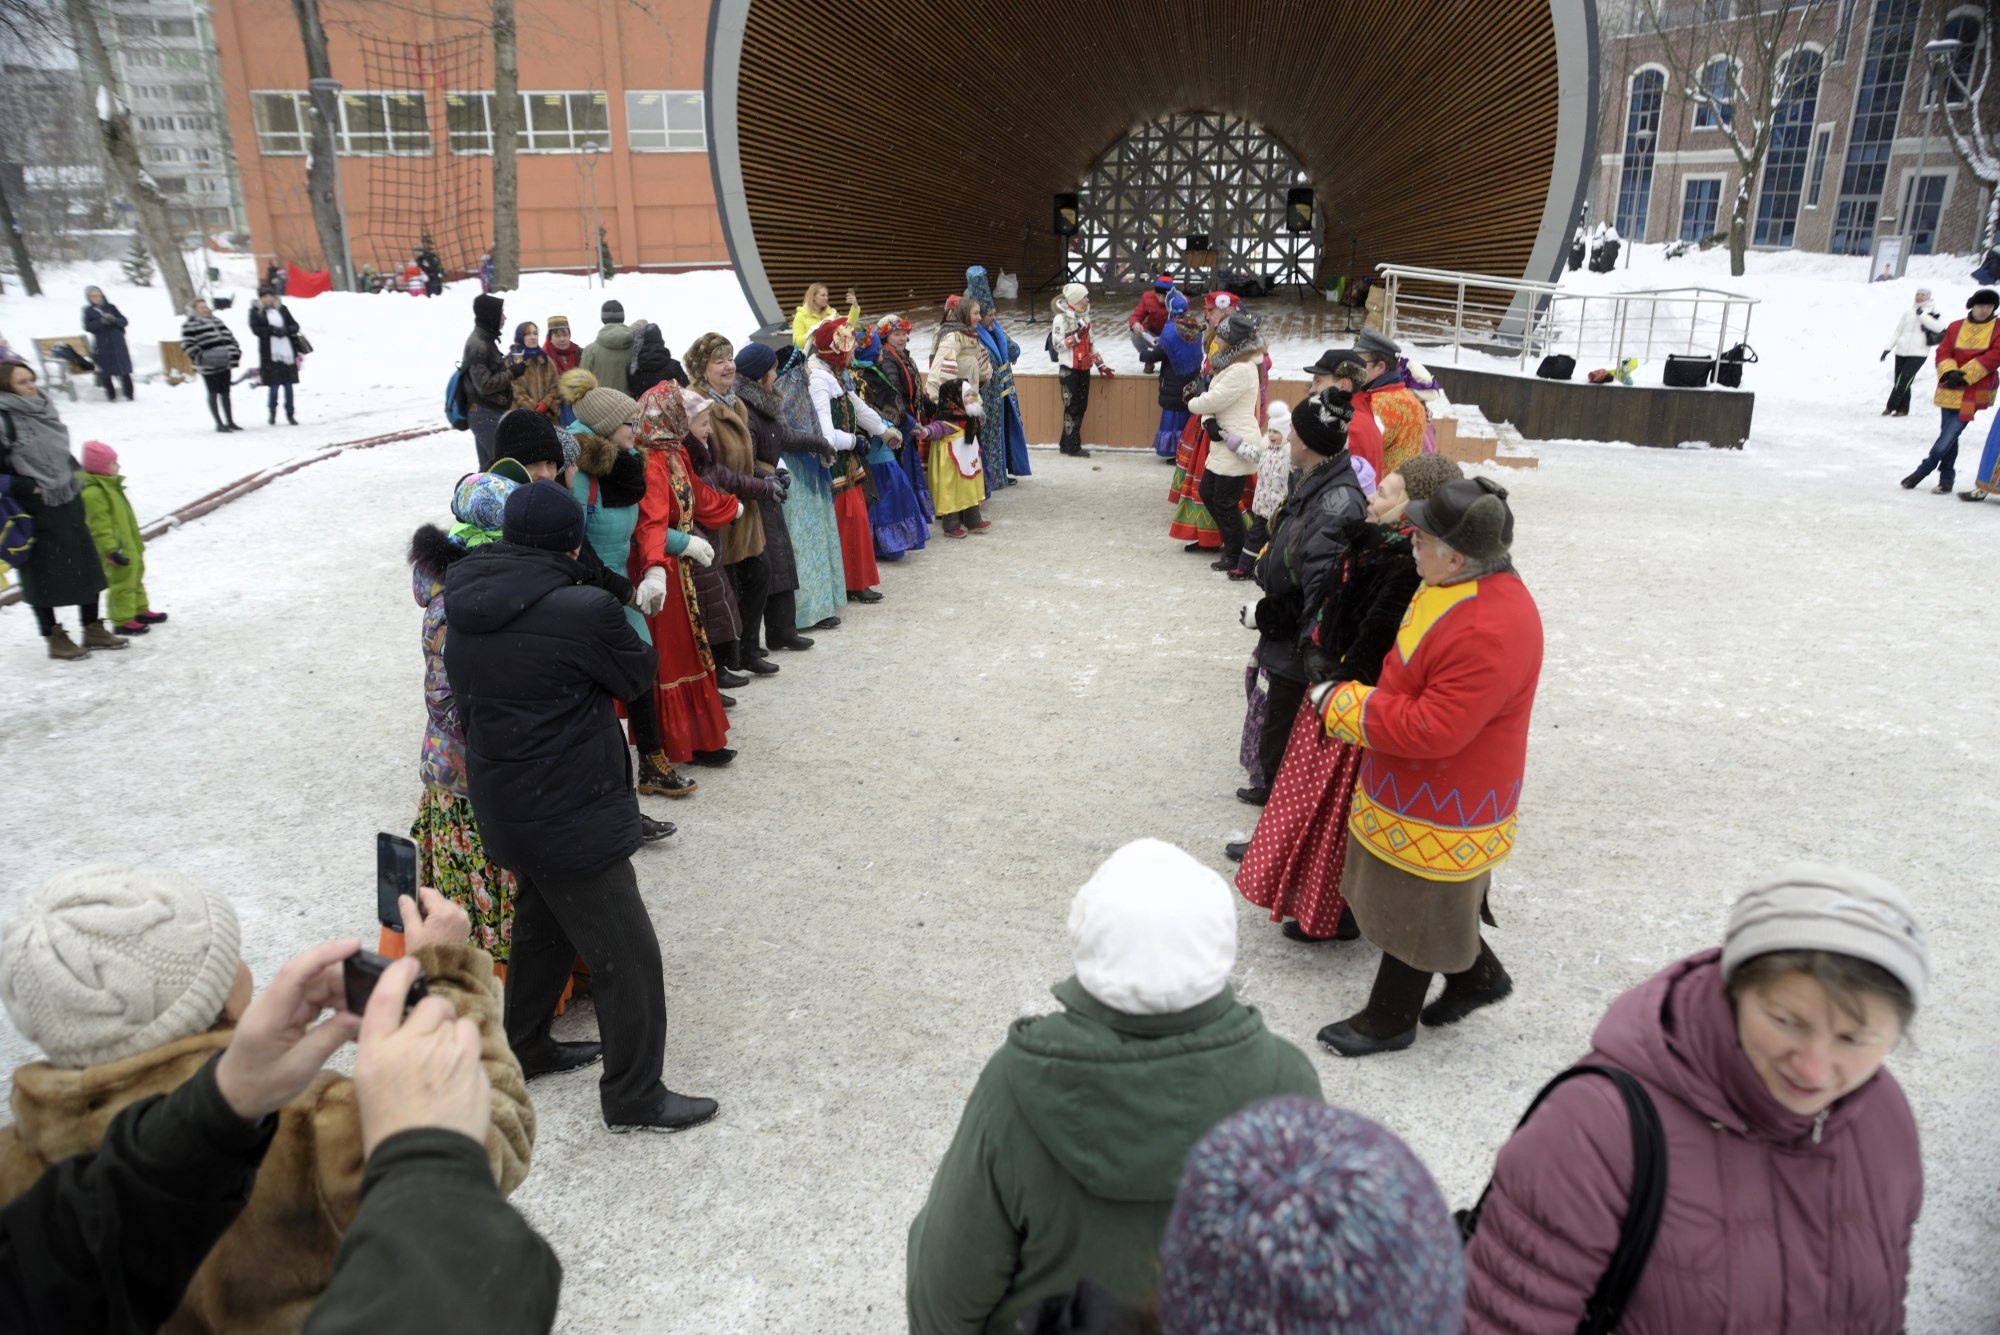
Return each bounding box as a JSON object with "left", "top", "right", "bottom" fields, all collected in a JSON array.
[
  {"left": 479, "top": 249, "right": 495, "bottom": 293},
  {"left": 581, "top": 300, "right": 633, "bottom": 394},
  {"left": 179, "top": 299, "right": 242, "bottom": 433},
  {"left": 79, "top": 440, "right": 167, "bottom": 636},
  {"left": 1, "top": 361, "right": 124, "bottom": 659},
  {"left": 418, "top": 244, "right": 444, "bottom": 297},
  {"left": 1901, "top": 288, "right": 1999, "bottom": 495},
  {"left": 81, "top": 287, "right": 133, "bottom": 401},
  {"left": 1881, "top": 288, "right": 1945, "bottom": 417},
  {"left": 248, "top": 287, "right": 303, "bottom": 426}
]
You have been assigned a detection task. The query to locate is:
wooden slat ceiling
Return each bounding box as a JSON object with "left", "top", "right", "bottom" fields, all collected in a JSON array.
[{"left": 736, "top": 0, "right": 1560, "bottom": 309}]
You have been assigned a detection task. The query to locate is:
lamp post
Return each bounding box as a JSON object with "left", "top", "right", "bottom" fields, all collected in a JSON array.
[
  {"left": 307, "top": 77, "right": 355, "bottom": 291},
  {"left": 580, "top": 140, "right": 605, "bottom": 285},
  {"left": 1626, "top": 127, "right": 1656, "bottom": 269},
  {"left": 1906, "top": 38, "right": 1965, "bottom": 250}
]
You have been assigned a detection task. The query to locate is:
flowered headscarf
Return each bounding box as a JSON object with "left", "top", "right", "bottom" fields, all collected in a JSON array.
[{"left": 637, "top": 381, "right": 691, "bottom": 449}]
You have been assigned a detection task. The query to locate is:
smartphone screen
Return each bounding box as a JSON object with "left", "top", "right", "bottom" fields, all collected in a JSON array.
[{"left": 376, "top": 832, "right": 418, "bottom": 931}]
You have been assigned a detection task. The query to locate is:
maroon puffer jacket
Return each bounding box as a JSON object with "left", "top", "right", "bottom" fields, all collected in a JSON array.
[{"left": 1464, "top": 949, "right": 1921, "bottom": 1333}]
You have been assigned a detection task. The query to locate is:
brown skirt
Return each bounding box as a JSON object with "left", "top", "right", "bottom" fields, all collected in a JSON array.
[{"left": 1342, "top": 845, "right": 1492, "bottom": 974}]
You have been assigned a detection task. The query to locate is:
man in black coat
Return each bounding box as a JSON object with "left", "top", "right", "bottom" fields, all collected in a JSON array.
[
  {"left": 1242, "top": 388, "right": 1367, "bottom": 804},
  {"left": 443, "top": 482, "right": 718, "bottom": 1134},
  {"left": 463, "top": 294, "right": 524, "bottom": 472}
]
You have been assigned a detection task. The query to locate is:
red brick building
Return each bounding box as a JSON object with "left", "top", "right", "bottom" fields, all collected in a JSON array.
[{"left": 1595, "top": 0, "right": 1992, "bottom": 257}]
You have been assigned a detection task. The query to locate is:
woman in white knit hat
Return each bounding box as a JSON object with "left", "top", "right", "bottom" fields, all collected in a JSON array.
[
  {"left": 1462, "top": 863, "right": 1929, "bottom": 1334},
  {"left": 0, "top": 865, "right": 535, "bottom": 1331}
]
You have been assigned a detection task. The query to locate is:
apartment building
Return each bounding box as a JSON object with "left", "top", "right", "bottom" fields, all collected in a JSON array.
[
  {"left": 99, "top": 0, "right": 246, "bottom": 234},
  {"left": 1598, "top": 0, "right": 1991, "bottom": 257}
]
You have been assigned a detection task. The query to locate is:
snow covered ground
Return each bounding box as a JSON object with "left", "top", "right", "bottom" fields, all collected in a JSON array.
[{"left": 1, "top": 247, "right": 1998, "bottom": 1331}]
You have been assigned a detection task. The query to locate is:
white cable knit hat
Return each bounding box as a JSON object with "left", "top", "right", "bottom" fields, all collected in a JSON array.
[
  {"left": 1068, "top": 839, "right": 1237, "bottom": 1015},
  {"left": 0, "top": 864, "right": 242, "bottom": 1068},
  {"left": 1722, "top": 862, "right": 1930, "bottom": 1008}
]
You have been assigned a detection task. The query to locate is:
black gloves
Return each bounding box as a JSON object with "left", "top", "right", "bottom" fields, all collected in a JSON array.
[
  {"left": 1940, "top": 370, "right": 1969, "bottom": 390},
  {"left": 109, "top": 550, "right": 130, "bottom": 567},
  {"left": 1253, "top": 596, "right": 1299, "bottom": 639}
]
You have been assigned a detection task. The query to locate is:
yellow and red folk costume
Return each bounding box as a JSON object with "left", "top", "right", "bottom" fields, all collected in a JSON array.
[
  {"left": 630, "top": 383, "right": 736, "bottom": 763},
  {"left": 1938, "top": 314, "right": 2000, "bottom": 422},
  {"left": 1320, "top": 574, "right": 1543, "bottom": 882},
  {"left": 1349, "top": 379, "right": 1428, "bottom": 476}
]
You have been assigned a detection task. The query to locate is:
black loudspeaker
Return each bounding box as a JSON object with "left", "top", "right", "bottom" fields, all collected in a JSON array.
[
  {"left": 1053, "top": 193, "right": 1081, "bottom": 236},
  {"left": 1286, "top": 187, "right": 1314, "bottom": 234}
]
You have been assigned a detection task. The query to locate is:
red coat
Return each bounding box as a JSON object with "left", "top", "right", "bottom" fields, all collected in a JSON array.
[
  {"left": 1934, "top": 315, "right": 1999, "bottom": 421},
  {"left": 628, "top": 443, "right": 735, "bottom": 760},
  {"left": 1319, "top": 571, "right": 1542, "bottom": 881},
  {"left": 1127, "top": 289, "right": 1170, "bottom": 336},
  {"left": 1465, "top": 950, "right": 1921, "bottom": 1334}
]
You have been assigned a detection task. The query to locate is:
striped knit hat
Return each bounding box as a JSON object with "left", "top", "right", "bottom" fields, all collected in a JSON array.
[{"left": 1158, "top": 1097, "right": 1465, "bottom": 1334}]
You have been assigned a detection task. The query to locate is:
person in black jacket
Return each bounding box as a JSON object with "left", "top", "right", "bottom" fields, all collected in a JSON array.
[
  {"left": 418, "top": 245, "right": 445, "bottom": 297},
  {"left": 627, "top": 320, "right": 687, "bottom": 398},
  {"left": 0, "top": 940, "right": 562, "bottom": 1334},
  {"left": 1243, "top": 388, "right": 1367, "bottom": 802},
  {"left": 443, "top": 482, "right": 718, "bottom": 1135},
  {"left": 82, "top": 286, "right": 134, "bottom": 401},
  {"left": 249, "top": 287, "right": 304, "bottom": 426},
  {"left": 463, "top": 294, "right": 525, "bottom": 471}
]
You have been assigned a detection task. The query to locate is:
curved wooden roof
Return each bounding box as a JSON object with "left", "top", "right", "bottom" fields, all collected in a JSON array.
[{"left": 711, "top": 1, "right": 1597, "bottom": 324}]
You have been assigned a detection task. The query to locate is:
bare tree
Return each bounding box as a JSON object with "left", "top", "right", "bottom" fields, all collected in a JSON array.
[
  {"left": 1932, "top": 0, "right": 1997, "bottom": 251},
  {"left": 63, "top": 0, "right": 196, "bottom": 312},
  {"left": 0, "top": 172, "right": 40, "bottom": 295},
  {"left": 288, "top": 0, "right": 352, "bottom": 292},
  {"left": 491, "top": 0, "right": 520, "bottom": 290},
  {"left": 1642, "top": 0, "right": 1833, "bottom": 275},
  {"left": 0, "top": 0, "right": 63, "bottom": 52}
]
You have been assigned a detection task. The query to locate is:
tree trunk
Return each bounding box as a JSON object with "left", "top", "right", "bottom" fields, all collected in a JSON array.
[
  {"left": 0, "top": 168, "right": 41, "bottom": 296},
  {"left": 288, "top": 0, "right": 350, "bottom": 293},
  {"left": 1728, "top": 181, "right": 1751, "bottom": 277},
  {"left": 491, "top": 0, "right": 520, "bottom": 291},
  {"left": 66, "top": 0, "right": 195, "bottom": 314}
]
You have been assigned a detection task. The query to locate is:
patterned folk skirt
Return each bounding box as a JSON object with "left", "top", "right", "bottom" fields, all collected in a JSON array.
[
  {"left": 1235, "top": 700, "right": 1360, "bottom": 939},
  {"left": 782, "top": 450, "right": 848, "bottom": 627},
  {"left": 409, "top": 785, "right": 519, "bottom": 963}
]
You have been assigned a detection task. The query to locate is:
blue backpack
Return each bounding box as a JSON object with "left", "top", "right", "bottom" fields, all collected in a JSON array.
[{"left": 445, "top": 363, "right": 469, "bottom": 431}]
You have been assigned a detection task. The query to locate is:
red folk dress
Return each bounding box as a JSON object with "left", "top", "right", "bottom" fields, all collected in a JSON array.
[{"left": 630, "top": 438, "right": 735, "bottom": 763}]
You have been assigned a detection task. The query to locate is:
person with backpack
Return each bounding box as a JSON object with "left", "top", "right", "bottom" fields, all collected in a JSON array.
[
  {"left": 180, "top": 300, "right": 242, "bottom": 434},
  {"left": 461, "top": 294, "right": 525, "bottom": 470},
  {"left": 1463, "top": 865, "right": 1927, "bottom": 1334}
]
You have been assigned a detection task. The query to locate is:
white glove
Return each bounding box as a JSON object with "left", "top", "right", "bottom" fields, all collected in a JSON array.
[
  {"left": 965, "top": 397, "right": 985, "bottom": 419},
  {"left": 1309, "top": 680, "right": 1336, "bottom": 712},
  {"left": 732, "top": 498, "right": 745, "bottom": 521},
  {"left": 882, "top": 426, "right": 903, "bottom": 450},
  {"left": 683, "top": 534, "right": 716, "bottom": 568},
  {"left": 1239, "top": 600, "right": 1259, "bottom": 631},
  {"left": 636, "top": 566, "right": 668, "bottom": 616}
]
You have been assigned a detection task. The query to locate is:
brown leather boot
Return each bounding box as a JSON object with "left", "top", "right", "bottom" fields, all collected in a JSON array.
[
  {"left": 45, "top": 628, "right": 87, "bottom": 661},
  {"left": 636, "top": 751, "right": 697, "bottom": 797},
  {"left": 81, "top": 622, "right": 129, "bottom": 651}
]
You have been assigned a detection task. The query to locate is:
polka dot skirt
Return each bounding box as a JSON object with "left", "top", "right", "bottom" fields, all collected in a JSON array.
[{"left": 1235, "top": 693, "right": 1360, "bottom": 937}]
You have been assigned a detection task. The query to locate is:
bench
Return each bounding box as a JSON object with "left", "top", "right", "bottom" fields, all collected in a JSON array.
[
  {"left": 33, "top": 337, "right": 92, "bottom": 402},
  {"left": 160, "top": 340, "right": 195, "bottom": 385}
]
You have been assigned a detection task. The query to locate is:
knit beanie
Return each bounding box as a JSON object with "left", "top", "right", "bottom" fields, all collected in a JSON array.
[
  {"left": 1396, "top": 453, "right": 1463, "bottom": 502},
  {"left": 1293, "top": 388, "right": 1354, "bottom": 456},
  {"left": 494, "top": 409, "right": 564, "bottom": 467},
  {"left": 559, "top": 367, "right": 598, "bottom": 407},
  {"left": 1406, "top": 476, "right": 1514, "bottom": 560},
  {"left": 1158, "top": 1097, "right": 1466, "bottom": 1334},
  {"left": 1155, "top": 272, "right": 1175, "bottom": 291},
  {"left": 0, "top": 865, "right": 242, "bottom": 1068},
  {"left": 81, "top": 440, "right": 118, "bottom": 476},
  {"left": 1068, "top": 839, "right": 1235, "bottom": 1016},
  {"left": 1264, "top": 401, "right": 1292, "bottom": 442},
  {"left": 1061, "top": 281, "right": 1089, "bottom": 309},
  {"left": 1216, "top": 311, "right": 1259, "bottom": 346},
  {"left": 501, "top": 480, "right": 586, "bottom": 554},
  {"left": 575, "top": 386, "right": 640, "bottom": 438},
  {"left": 734, "top": 340, "right": 778, "bottom": 382},
  {"left": 1722, "top": 863, "right": 1930, "bottom": 1007},
  {"left": 600, "top": 299, "right": 624, "bottom": 324}
]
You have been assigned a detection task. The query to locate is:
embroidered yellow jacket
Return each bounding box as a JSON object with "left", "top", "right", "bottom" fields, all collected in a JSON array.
[{"left": 1320, "top": 573, "right": 1544, "bottom": 881}]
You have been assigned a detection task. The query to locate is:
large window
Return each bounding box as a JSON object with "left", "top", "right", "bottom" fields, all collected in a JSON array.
[
  {"left": 1692, "top": 57, "right": 1733, "bottom": 128},
  {"left": 1753, "top": 49, "right": 1824, "bottom": 247},
  {"left": 444, "top": 91, "right": 609, "bottom": 154},
  {"left": 1901, "top": 173, "right": 1950, "bottom": 254},
  {"left": 1830, "top": 0, "right": 1920, "bottom": 255},
  {"left": 251, "top": 90, "right": 432, "bottom": 157},
  {"left": 1615, "top": 69, "right": 1665, "bottom": 241},
  {"left": 626, "top": 91, "right": 704, "bottom": 151},
  {"left": 1680, "top": 177, "right": 1723, "bottom": 240},
  {"left": 1928, "top": 9, "right": 1984, "bottom": 107},
  {"left": 1804, "top": 125, "right": 1834, "bottom": 208}
]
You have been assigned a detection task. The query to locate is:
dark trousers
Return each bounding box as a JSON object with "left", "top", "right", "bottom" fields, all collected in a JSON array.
[
  {"left": 1239, "top": 512, "right": 1271, "bottom": 573},
  {"left": 1886, "top": 355, "right": 1926, "bottom": 414},
  {"left": 1200, "top": 470, "right": 1250, "bottom": 563},
  {"left": 97, "top": 372, "right": 133, "bottom": 400},
  {"left": 505, "top": 857, "right": 669, "bottom": 1120},
  {"left": 33, "top": 598, "right": 98, "bottom": 635},
  {"left": 1258, "top": 672, "right": 1308, "bottom": 793},
  {"left": 1906, "top": 408, "right": 1971, "bottom": 489},
  {"left": 628, "top": 689, "right": 661, "bottom": 755},
  {"left": 1058, "top": 367, "right": 1091, "bottom": 452},
  {"left": 729, "top": 555, "right": 770, "bottom": 655},
  {"left": 941, "top": 503, "right": 983, "bottom": 532},
  {"left": 765, "top": 589, "right": 800, "bottom": 647},
  {"left": 469, "top": 405, "right": 505, "bottom": 472},
  {"left": 201, "top": 370, "right": 235, "bottom": 427}
]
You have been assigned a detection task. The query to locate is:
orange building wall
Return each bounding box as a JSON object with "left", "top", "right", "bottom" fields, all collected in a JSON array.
[{"left": 209, "top": 0, "right": 727, "bottom": 276}]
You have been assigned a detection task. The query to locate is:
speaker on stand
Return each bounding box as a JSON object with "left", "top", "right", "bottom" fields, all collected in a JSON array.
[
  {"left": 1026, "top": 193, "right": 1087, "bottom": 319},
  {"left": 1277, "top": 187, "right": 1317, "bottom": 298}
]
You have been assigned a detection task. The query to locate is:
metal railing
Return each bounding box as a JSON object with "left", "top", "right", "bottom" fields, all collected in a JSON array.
[{"left": 1375, "top": 264, "right": 1759, "bottom": 374}]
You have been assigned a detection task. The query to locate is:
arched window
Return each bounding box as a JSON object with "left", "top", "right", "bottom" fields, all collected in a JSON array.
[
  {"left": 1616, "top": 69, "right": 1665, "bottom": 241},
  {"left": 1931, "top": 8, "right": 1984, "bottom": 107},
  {"left": 1692, "top": 57, "right": 1733, "bottom": 129},
  {"left": 1754, "top": 49, "right": 1823, "bottom": 248}
]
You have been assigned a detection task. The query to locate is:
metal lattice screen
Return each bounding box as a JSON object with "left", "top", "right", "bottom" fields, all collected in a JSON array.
[{"left": 1072, "top": 112, "right": 1318, "bottom": 286}]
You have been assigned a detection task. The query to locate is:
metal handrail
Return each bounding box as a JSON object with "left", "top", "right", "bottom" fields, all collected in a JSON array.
[{"left": 1375, "top": 264, "right": 1760, "bottom": 374}]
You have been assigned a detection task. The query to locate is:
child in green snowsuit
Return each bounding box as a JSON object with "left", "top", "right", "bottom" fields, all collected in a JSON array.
[{"left": 79, "top": 440, "right": 167, "bottom": 634}]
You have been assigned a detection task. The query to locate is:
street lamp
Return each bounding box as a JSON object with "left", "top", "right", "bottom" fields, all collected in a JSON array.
[
  {"left": 580, "top": 140, "right": 604, "bottom": 286},
  {"left": 1626, "top": 127, "right": 1656, "bottom": 269},
  {"left": 1906, "top": 38, "right": 1965, "bottom": 250}
]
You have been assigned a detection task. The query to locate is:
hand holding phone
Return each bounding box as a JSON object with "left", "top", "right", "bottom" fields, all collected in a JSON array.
[
  {"left": 342, "top": 949, "right": 431, "bottom": 1018},
  {"left": 377, "top": 832, "right": 419, "bottom": 931}
]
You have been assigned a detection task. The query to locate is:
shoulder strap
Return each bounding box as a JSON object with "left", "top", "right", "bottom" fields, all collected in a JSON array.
[{"left": 1458, "top": 1064, "right": 1668, "bottom": 1335}]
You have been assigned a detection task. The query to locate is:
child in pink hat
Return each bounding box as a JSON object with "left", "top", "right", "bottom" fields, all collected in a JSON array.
[{"left": 79, "top": 441, "right": 167, "bottom": 634}]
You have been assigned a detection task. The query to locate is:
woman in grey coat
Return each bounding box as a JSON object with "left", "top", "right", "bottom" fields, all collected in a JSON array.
[{"left": 0, "top": 359, "right": 126, "bottom": 659}]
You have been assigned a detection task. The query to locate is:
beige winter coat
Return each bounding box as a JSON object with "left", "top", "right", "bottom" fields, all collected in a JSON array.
[
  {"left": 1187, "top": 356, "right": 1264, "bottom": 477},
  {"left": 0, "top": 941, "right": 533, "bottom": 1335}
]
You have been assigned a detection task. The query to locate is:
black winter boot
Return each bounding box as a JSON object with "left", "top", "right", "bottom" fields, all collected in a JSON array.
[
  {"left": 637, "top": 751, "right": 696, "bottom": 797},
  {"left": 1421, "top": 939, "right": 1512, "bottom": 1027},
  {"left": 1318, "top": 953, "right": 1431, "bottom": 1057},
  {"left": 714, "top": 644, "right": 749, "bottom": 689}
]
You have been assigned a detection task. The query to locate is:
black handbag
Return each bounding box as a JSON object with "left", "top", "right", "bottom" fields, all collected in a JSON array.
[
  {"left": 1458, "top": 1065, "right": 1668, "bottom": 1335},
  {"left": 293, "top": 333, "right": 314, "bottom": 356},
  {"left": 1663, "top": 354, "right": 1714, "bottom": 388},
  {"left": 1716, "top": 343, "right": 1757, "bottom": 389},
  {"left": 1536, "top": 354, "right": 1576, "bottom": 380}
]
